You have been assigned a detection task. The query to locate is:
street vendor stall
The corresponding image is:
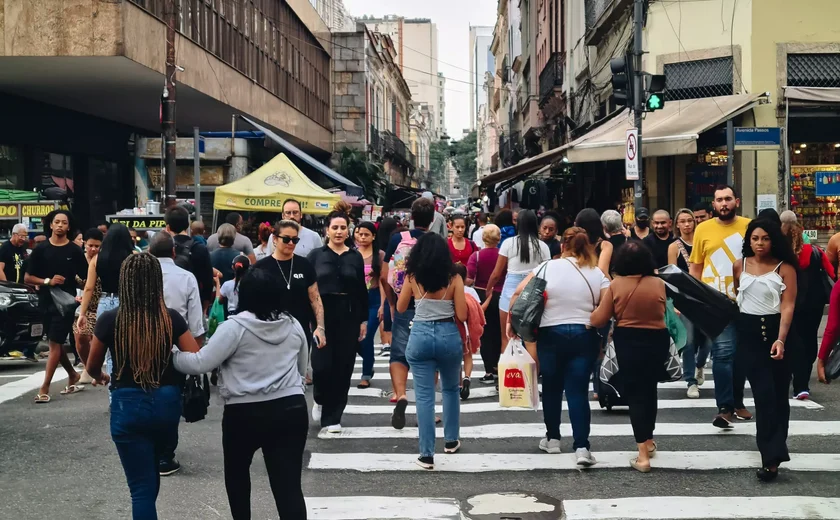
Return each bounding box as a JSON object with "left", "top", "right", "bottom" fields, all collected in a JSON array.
[{"left": 0, "top": 198, "right": 68, "bottom": 238}]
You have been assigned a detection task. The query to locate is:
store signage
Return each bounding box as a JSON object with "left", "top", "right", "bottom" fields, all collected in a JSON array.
[
  {"left": 0, "top": 202, "right": 64, "bottom": 219},
  {"left": 804, "top": 230, "right": 819, "bottom": 242},
  {"left": 815, "top": 171, "right": 840, "bottom": 196},
  {"left": 109, "top": 215, "right": 167, "bottom": 230},
  {"left": 734, "top": 127, "right": 781, "bottom": 151},
  {"left": 625, "top": 129, "right": 639, "bottom": 181},
  {"left": 756, "top": 194, "right": 777, "bottom": 213}
]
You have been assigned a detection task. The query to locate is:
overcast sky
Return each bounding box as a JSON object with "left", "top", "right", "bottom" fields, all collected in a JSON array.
[{"left": 343, "top": 0, "right": 498, "bottom": 138}]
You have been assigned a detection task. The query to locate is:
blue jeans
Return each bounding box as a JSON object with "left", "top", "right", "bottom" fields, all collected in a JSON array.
[
  {"left": 359, "top": 288, "right": 381, "bottom": 380},
  {"left": 708, "top": 321, "right": 737, "bottom": 412},
  {"left": 110, "top": 385, "right": 182, "bottom": 520},
  {"left": 406, "top": 320, "right": 462, "bottom": 458},
  {"left": 682, "top": 315, "right": 711, "bottom": 387},
  {"left": 537, "top": 324, "right": 598, "bottom": 449}
]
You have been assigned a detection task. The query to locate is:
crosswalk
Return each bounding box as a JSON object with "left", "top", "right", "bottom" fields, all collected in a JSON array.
[{"left": 304, "top": 348, "right": 840, "bottom": 519}]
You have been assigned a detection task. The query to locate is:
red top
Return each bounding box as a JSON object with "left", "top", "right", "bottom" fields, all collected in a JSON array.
[
  {"left": 798, "top": 244, "right": 836, "bottom": 277},
  {"left": 809, "top": 245, "right": 838, "bottom": 361},
  {"left": 467, "top": 247, "right": 504, "bottom": 293},
  {"left": 448, "top": 237, "right": 476, "bottom": 265}
]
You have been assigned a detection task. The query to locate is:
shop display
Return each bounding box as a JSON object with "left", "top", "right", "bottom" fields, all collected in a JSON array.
[
  {"left": 620, "top": 187, "right": 635, "bottom": 226},
  {"left": 790, "top": 165, "right": 840, "bottom": 232}
]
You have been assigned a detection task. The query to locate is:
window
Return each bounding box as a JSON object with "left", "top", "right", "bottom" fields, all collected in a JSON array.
[
  {"left": 664, "top": 56, "right": 733, "bottom": 101},
  {"left": 0, "top": 145, "right": 23, "bottom": 189},
  {"left": 788, "top": 54, "right": 840, "bottom": 88}
]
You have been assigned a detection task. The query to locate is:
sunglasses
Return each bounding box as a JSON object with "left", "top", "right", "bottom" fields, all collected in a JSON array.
[{"left": 278, "top": 235, "right": 300, "bottom": 245}]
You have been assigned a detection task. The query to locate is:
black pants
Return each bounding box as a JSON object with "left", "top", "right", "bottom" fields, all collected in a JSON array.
[
  {"left": 312, "top": 295, "right": 360, "bottom": 427},
  {"left": 476, "top": 288, "right": 501, "bottom": 375},
  {"left": 614, "top": 327, "right": 670, "bottom": 444},
  {"left": 791, "top": 309, "right": 821, "bottom": 395},
  {"left": 736, "top": 313, "right": 791, "bottom": 469},
  {"left": 222, "top": 394, "right": 309, "bottom": 520}
]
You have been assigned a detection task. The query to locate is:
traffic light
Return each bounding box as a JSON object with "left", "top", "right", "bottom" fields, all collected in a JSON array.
[
  {"left": 609, "top": 55, "right": 634, "bottom": 109},
  {"left": 645, "top": 74, "right": 666, "bottom": 112}
]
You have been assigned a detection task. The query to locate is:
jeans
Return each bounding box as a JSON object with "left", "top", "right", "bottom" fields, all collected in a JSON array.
[
  {"left": 222, "top": 395, "right": 308, "bottom": 520},
  {"left": 406, "top": 320, "right": 462, "bottom": 458},
  {"left": 110, "top": 385, "right": 182, "bottom": 520},
  {"left": 359, "top": 288, "right": 381, "bottom": 381},
  {"left": 707, "top": 321, "right": 738, "bottom": 412},
  {"left": 98, "top": 295, "right": 120, "bottom": 402},
  {"left": 682, "top": 315, "right": 711, "bottom": 387},
  {"left": 537, "top": 324, "right": 598, "bottom": 449}
]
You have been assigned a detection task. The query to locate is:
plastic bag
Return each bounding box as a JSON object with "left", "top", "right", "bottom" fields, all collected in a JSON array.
[
  {"left": 498, "top": 338, "right": 539, "bottom": 410},
  {"left": 207, "top": 298, "right": 225, "bottom": 339},
  {"left": 657, "top": 265, "right": 739, "bottom": 339},
  {"left": 664, "top": 298, "right": 687, "bottom": 351}
]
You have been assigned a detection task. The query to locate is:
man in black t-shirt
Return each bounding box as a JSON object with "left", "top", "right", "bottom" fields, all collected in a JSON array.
[
  {"left": 642, "top": 209, "right": 675, "bottom": 268},
  {"left": 0, "top": 223, "right": 30, "bottom": 284},
  {"left": 165, "top": 206, "right": 215, "bottom": 308},
  {"left": 25, "top": 210, "right": 88, "bottom": 403}
]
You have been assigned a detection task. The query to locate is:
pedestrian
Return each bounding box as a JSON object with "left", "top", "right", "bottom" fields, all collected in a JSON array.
[
  {"left": 472, "top": 213, "right": 488, "bottom": 249},
  {"left": 207, "top": 212, "right": 257, "bottom": 263},
  {"left": 164, "top": 206, "right": 214, "bottom": 308},
  {"left": 601, "top": 209, "right": 627, "bottom": 278},
  {"left": 282, "top": 199, "right": 324, "bottom": 257},
  {"left": 448, "top": 214, "right": 478, "bottom": 265},
  {"left": 539, "top": 212, "right": 562, "bottom": 259},
  {"left": 817, "top": 280, "right": 840, "bottom": 384},
  {"left": 630, "top": 207, "right": 651, "bottom": 240},
  {"left": 398, "top": 232, "right": 467, "bottom": 469},
  {"left": 591, "top": 241, "right": 669, "bottom": 473},
  {"left": 780, "top": 210, "right": 813, "bottom": 245},
  {"left": 692, "top": 203, "right": 712, "bottom": 225},
  {"left": 484, "top": 210, "right": 550, "bottom": 347},
  {"left": 466, "top": 224, "right": 503, "bottom": 383},
  {"left": 0, "top": 223, "right": 30, "bottom": 285},
  {"left": 732, "top": 219, "right": 797, "bottom": 481},
  {"left": 510, "top": 226, "right": 608, "bottom": 467},
  {"left": 307, "top": 203, "right": 368, "bottom": 433},
  {"left": 211, "top": 224, "right": 240, "bottom": 284},
  {"left": 128, "top": 227, "right": 144, "bottom": 253},
  {"left": 254, "top": 222, "right": 273, "bottom": 261},
  {"left": 642, "top": 210, "right": 675, "bottom": 268},
  {"left": 219, "top": 255, "right": 251, "bottom": 316},
  {"left": 576, "top": 208, "right": 613, "bottom": 276},
  {"left": 354, "top": 221, "right": 385, "bottom": 389},
  {"left": 689, "top": 185, "right": 753, "bottom": 428},
  {"left": 190, "top": 220, "right": 207, "bottom": 246},
  {"left": 781, "top": 220, "right": 835, "bottom": 400},
  {"left": 376, "top": 217, "right": 398, "bottom": 354},
  {"left": 172, "top": 267, "right": 308, "bottom": 519},
  {"left": 493, "top": 209, "right": 516, "bottom": 245},
  {"left": 72, "top": 228, "right": 103, "bottom": 383},
  {"left": 422, "top": 191, "right": 448, "bottom": 238},
  {"left": 381, "top": 197, "right": 434, "bottom": 430},
  {"left": 27, "top": 210, "right": 88, "bottom": 403},
  {"left": 668, "top": 208, "right": 710, "bottom": 399},
  {"left": 86, "top": 254, "right": 200, "bottom": 519}
]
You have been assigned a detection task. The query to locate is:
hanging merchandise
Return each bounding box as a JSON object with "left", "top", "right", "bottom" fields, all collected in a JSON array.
[
  {"left": 791, "top": 166, "right": 840, "bottom": 233},
  {"left": 520, "top": 179, "right": 547, "bottom": 210}
]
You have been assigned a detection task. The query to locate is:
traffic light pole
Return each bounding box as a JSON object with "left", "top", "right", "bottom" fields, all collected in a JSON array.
[{"left": 633, "top": 0, "right": 644, "bottom": 213}]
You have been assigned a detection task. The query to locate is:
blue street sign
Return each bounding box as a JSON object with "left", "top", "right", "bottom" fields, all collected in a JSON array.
[
  {"left": 734, "top": 127, "right": 781, "bottom": 151},
  {"left": 816, "top": 171, "right": 840, "bottom": 196}
]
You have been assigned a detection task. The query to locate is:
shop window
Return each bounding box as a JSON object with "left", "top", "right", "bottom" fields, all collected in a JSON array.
[
  {"left": 790, "top": 142, "right": 840, "bottom": 234},
  {"left": 787, "top": 54, "right": 840, "bottom": 88},
  {"left": 39, "top": 152, "right": 74, "bottom": 192},
  {"left": 0, "top": 145, "right": 24, "bottom": 189},
  {"left": 89, "top": 159, "right": 120, "bottom": 220},
  {"left": 664, "top": 57, "right": 733, "bottom": 101}
]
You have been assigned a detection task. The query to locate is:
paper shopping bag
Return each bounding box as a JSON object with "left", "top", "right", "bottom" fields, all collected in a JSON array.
[{"left": 498, "top": 339, "right": 539, "bottom": 410}]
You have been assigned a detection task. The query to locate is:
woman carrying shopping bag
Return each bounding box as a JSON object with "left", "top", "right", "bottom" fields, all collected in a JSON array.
[{"left": 508, "top": 227, "right": 609, "bottom": 467}]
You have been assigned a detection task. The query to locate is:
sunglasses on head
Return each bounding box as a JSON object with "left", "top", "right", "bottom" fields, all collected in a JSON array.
[{"left": 278, "top": 235, "right": 300, "bottom": 244}]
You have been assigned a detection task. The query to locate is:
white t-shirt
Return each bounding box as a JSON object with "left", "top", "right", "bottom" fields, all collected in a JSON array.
[
  {"left": 472, "top": 226, "right": 486, "bottom": 249},
  {"left": 220, "top": 280, "right": 239, "bottom": 313},
  {"left": 464, "top": 286, "right": 481, "bottom": 304},
  {"left": 499, "top": 237, "right": 551, "bottom": 274},
  {"left": 534, "top": 258, "right": 610, "bottom": 327}
]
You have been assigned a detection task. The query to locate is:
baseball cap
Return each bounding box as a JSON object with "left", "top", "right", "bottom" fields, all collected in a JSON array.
[{"left": 636, "top": 207, "right": 650, "bottom": 219}]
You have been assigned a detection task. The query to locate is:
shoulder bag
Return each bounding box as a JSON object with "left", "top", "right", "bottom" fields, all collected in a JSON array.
[{"left": 509, "top": 263, "right": 549, "bottom": 343}]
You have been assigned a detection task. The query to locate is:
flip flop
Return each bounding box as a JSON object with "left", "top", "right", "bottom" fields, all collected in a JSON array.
[
  {"left": 60, "top": 385, "right": 85, "bottom": 395},
  {"left": 34, "top": 394, "right": 51, "bottom": 404}
]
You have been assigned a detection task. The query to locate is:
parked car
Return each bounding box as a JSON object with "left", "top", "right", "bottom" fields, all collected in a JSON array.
[{"left": 0, "top": 281, "right": 42, "bottom": 357}]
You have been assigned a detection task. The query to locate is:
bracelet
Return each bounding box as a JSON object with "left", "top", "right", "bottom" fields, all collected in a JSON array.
[
  {"left": 317, "top": 326, "right": 325, "bottom": 331},
  {"left": 774, "top": 339, "right": 785, "bottom": 345}
]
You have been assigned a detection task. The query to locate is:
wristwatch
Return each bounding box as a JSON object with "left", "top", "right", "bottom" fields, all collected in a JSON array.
[{"left": 43, "top": 278, "right": 51, "bottom": 286}]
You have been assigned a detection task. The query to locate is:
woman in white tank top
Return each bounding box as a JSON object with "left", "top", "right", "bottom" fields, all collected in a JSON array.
[{"left": 732, "top": 219, "right": 798, "bottom": 482}]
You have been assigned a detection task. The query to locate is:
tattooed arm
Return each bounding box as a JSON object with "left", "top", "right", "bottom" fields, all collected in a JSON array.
[{"left": 309, "top": 282, "right": 326, "bottom": 348}]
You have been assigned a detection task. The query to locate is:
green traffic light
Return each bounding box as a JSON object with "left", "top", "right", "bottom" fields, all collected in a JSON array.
[{"left": 647, "top": 94, "right": 663, "bottom": 110}]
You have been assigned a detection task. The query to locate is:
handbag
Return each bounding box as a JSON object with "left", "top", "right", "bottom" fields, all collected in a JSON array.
[
  {"left": 48, "top": 286, "right": 79, "bottom": 318},
  {"left": 662, "top": 338, "right": 683, "bottom": 383},
  {"left": 811, "top": 246, "right": 834, "bottom": 304},
  {"left": 509, "top": 263, "right": 549, "bottom": 343},
  {"left": 182, "top": 373, "right": 210, "bottom": 423}
]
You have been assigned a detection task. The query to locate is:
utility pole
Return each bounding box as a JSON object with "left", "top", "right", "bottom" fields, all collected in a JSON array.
[
  {"left": 632, "top": 0, "right": 645, "bottom": 213},
  {"left": 162, "top": 0, "right": 178, "bottom": 208}
]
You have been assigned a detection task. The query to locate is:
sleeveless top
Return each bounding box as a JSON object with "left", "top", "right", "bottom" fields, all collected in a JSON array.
[
  {"left": 737, "top": 259, "right": 786, "bottom": 315},
  {"left": 675, "top": 238, "right": 693, "bottom": 272},
  {"left": 414, "top": 282, "right": 455, "bottom": 321}
]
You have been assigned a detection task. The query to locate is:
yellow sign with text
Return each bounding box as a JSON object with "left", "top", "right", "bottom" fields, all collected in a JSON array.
[{"left": 21, "top": 204, "right": 56, "bottom": 217}]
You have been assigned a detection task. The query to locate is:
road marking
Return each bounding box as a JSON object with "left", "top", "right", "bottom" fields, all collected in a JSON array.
[
  {"left": 350, "top": 370, "right": 721, "bottom": 381},
  {"left": 0, "top": 369, "right": 80, "bottom": 405},
  {"left": 339, "top": 397, "right": 821, "bottom": 414},
  {"left": 306, "top": 496, "right": 460, "bottom": 519},
  {"left": 562, "top": 496, "right": 840, "bottom": 520},
  {"left": 308, "top": 451, "right": 840, "bottom": 472},
  {"left": 317, "top": 420, "right": 840, "bottom": 440},
  {"left": 0, "top": 374, "right": 29, "bottom": 378}
]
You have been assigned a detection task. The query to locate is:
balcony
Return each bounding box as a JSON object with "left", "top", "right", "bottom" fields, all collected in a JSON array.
[
  {"left": 370, "top": 126, "right": 414, "bottom": 171},
  {"left": 498, "top": 131, "right": 522, "bottom": 168},
  {"left": 539, "top": 53, "right": 565, "bottom": 107}
]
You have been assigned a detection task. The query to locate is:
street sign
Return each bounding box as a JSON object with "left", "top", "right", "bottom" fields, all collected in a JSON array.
[
  {"left": 734, "top": 127, "right": 781, "bottom": 151},
  {"left": 625, "top": 129, "right": 639, "bottom": 180}
]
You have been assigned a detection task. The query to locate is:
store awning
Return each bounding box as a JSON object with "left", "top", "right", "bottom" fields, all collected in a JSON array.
[
  {"left": 477, "top": 146, "right": 569, "bottom": 189},
  {"left": 784, "top": 86, "right": 840, "bottom": 105},
  {"left": 239, "top": 115, "right": 364, "bottom": 197},
  {"left": 566, "top": 93, "right": 763, "bottom": 163}
]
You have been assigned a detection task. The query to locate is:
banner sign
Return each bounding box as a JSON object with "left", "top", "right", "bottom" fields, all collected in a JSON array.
[
  {"left": 734, "top": 127, "right": 781, "bottom": 151},
  {"left": 108, "top": 215, "right": 167, "bottom": 230},
  {"left": 815, "top": 171, "right": 840, "bottom": 196}
]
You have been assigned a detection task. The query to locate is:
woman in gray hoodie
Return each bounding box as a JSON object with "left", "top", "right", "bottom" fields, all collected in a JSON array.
[{"left": 172, "top": 267, "right": 308, "bottom": 520}]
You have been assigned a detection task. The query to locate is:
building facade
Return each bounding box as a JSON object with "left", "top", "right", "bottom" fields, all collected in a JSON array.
[
  {"left": 469, "top": 26, "right": 495, "bottom": 131},
  {"left": 316, "top": 0, "right": 354, "bottom": 32},
  {"left": 409, "top": 102, "right": 434, "bottom": 189}
]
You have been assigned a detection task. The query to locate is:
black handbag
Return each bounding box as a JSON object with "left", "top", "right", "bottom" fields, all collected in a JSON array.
[
  {"left": 826, "top": 342, "right": 840, "bottom": 381},
  {"left": 48, "top": 287, "right": 79, "bottom": 318},
  {"left": 182, "top": 374, "right": 210, "bottom": 423},
  {"left": 509, "top": 263, "right": 548, "bottom": 343}
]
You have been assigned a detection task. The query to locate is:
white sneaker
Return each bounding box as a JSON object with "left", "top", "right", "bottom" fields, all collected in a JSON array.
[
  {"left": 687, "top": 384, "right": 700, "bottom": 399},
  {"left": 312, "top": 403, "right": 322, "bottom": 422},
  {"left": 575, "top": 448, "right": 597, "bottom": 467},
  {"left": 538, "top": 438, "right": 561, "bottom": 454},
  {"left": 326, "top": 424, "right": 342, "bottom": 433},
  {"left": 696, "top": 366, "right": 705, "bottom": 386}
]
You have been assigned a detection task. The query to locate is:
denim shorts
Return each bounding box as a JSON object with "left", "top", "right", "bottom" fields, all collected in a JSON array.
[{"left": 499, "top": 272, "right": 528, "bottom": 313}]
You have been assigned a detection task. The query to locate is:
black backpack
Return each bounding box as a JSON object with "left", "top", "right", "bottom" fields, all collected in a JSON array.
[{"left": 173, "top": 237, "right": 195, "bottom": 273}]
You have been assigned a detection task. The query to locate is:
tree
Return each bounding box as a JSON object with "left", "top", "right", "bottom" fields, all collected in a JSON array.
[
  {"left": 428, "top": 139, "right": 450, "bottom": 192},
  {"left": 335, "top": 147, "right": 387, "bottom": 204},
  {"left": 450, "top": 131, "right": 477, "bottom": 193}
]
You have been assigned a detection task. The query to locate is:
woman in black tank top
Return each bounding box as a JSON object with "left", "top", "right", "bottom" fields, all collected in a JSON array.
[{"left": 667, "top": 209, "right": 696, "bottom": 272}]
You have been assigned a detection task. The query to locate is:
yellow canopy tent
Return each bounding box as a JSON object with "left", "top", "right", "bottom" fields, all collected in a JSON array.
[{"left": 213, "top": 153, "right": 340, "bottom": 215}]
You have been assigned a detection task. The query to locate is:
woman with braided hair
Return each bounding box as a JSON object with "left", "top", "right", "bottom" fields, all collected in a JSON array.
[{"left": 87, "top": 254, "right": 200, "bottom": 520}]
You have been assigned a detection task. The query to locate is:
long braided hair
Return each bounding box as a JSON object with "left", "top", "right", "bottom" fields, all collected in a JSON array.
[{"left": 114, "top": 253, "right": 173, "bottom": 389}]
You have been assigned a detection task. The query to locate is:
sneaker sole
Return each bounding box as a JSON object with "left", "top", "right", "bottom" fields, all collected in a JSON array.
[
  {"left": 444, "top": 442, "right": 461, "bottom": 454},
  {"left": 159, "top": 467, "right": 181, "bottom": 476},
  {"left": 577, "top": 458, "right": 596, "bottom": 467},
  {"left": 539, "top": 446, "right": 561, "bottom": 454},
  {"left": 415, "top": 460, "right": 434, "bottom": 470},
  {"left": 391, "top": 399, "right": 408, "bottom": 430},
  {"left": 713, "top": 417, "right": 734, "bottom": 429}
]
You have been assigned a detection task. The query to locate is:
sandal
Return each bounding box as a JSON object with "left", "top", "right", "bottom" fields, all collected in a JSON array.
[
  {"left": 630, "top": 457, "right": 651, "bottom": 473},
  {"left": 647, "top": 441, "right": 657, "bottom": 456},
  {"left": 357, "top": 380, "right": 371, "bottom": 389},
  {"left": 60, "top": 385, "right": 85, "bottom": 395},
  {"left": 34, "top": 394, "right": 51, "bottom": 404}
]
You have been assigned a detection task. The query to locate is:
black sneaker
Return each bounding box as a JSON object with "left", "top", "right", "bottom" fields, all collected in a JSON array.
[
  {"left": 415, "top": 456, "right": 434, "bottom": 470},
  {"left": 159, "top": 458, "right": 181, "bottom": 476},
  {"left": 756, "top": 467, "right": 779, "bottom": 482},
  {"left": 460, "top": 378, "right": 471, "bottom": 400},
  {"left": 444, "top": 440, "right": 461, "bottom": 454},
  {"left": 479, "top": 373, "right": 495, "bottom": 384},
  {"left": 713, "top": 410, "right": 734, "bottom": 429},
  {"left": 391, "top": 398, "right": 408, "bottom": 430}
]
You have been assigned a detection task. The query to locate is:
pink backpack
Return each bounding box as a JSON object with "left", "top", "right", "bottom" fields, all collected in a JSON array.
[{"left": 387, "top": 231, "right": 417, "bottom": 295}]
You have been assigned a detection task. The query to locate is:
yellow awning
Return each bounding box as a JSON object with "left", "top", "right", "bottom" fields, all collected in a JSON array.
[{"left": 214, "top": 153, "right": 340, "bottom": 215}]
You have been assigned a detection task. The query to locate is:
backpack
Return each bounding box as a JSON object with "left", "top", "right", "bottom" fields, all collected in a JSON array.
[
  {"left": 173, "top": 237, "right": 195, "bottom": 273},
  {"left": 387, "top": 231, "right": 417, "bottom": 295}
]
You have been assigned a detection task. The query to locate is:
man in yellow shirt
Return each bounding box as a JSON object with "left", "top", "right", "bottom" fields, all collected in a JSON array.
[{"left": 690, "top": 185, "right": 752, "bottom": 429}]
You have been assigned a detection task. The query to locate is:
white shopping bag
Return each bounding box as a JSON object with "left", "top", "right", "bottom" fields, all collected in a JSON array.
[{"left": 497, "top": 338, "right": 539, "bottom": 410}]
